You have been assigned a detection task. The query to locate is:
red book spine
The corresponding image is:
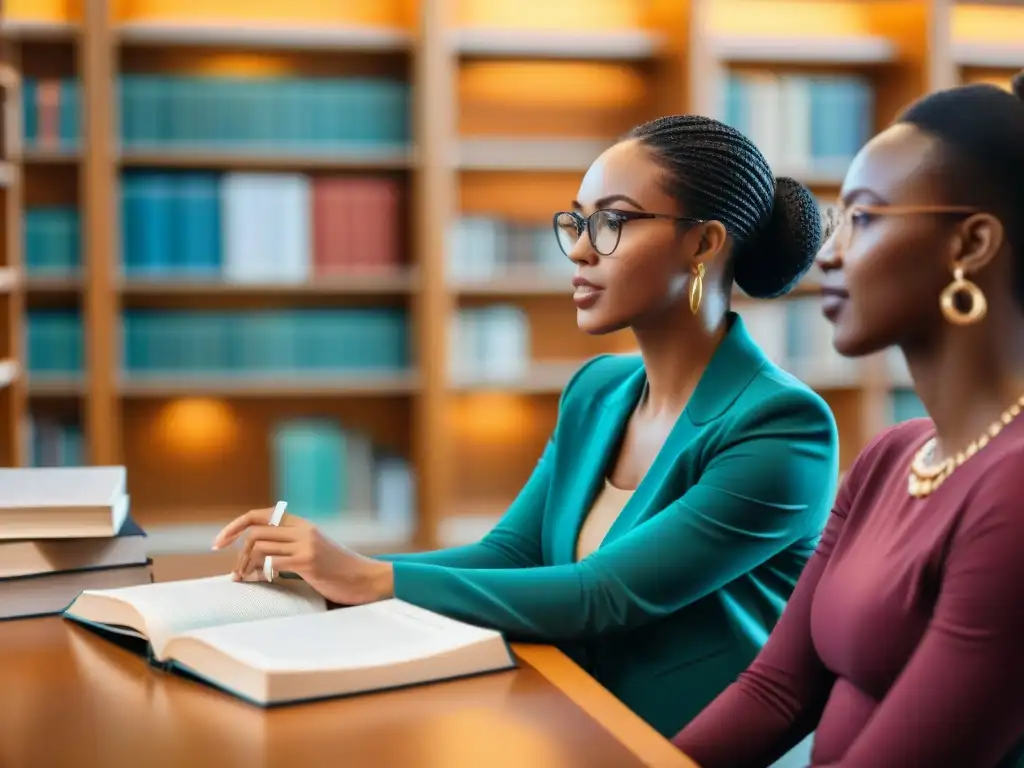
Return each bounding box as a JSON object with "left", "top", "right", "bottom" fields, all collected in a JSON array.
[
  {"left": 37, "top": 80, "right": 60, "bottom": 150},
  {"left": 311, "top": 178, "right": 332, "bottom": 278}
]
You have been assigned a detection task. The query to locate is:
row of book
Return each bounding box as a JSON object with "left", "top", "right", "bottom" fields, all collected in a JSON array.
[
  {"left": 450, "top": 216, "right": 572, "bottom": 283},
  {"left": 22, "top": 412, "right": 416, "bottom": 528},
  {"left": 26, "top": 414, "right": 84, "bottom": 467},
  {"left": 21, "top": 78, "right": 80, "bottom": 150},
  {"left": 450, "top": 306, "right": 531, "bottom": 382},
  {"left": 721, "top": 73, "right": 874, "bottom": 177},
  {"left": 121, "top": 171, "right": 402, "bottom": 279},
  {"left": 273, "top": 419, "right": 414, "bottom": 529},
  {"left": 743, "top": 297, "right": 861, "bottom": 385},
  {"left": 26, "top": 309, "right": 410, "bottom": 376},
  {"left": 25, "top": 207, "right": 80, "bottom": 274},
  {"left": 121, "top": 75, "right": 410, "bottom": 149},
  {"left": 449, "top": 299, "right": 878, "bottom": 390},
  {"left": 1, "top": 466, "right": 151, "bottom": 622}
]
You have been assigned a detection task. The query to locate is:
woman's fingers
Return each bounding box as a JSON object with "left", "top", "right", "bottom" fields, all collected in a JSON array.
[
  {"left": 234, "top": 526, "right": 300, "bottom": 574},
  {"left": 212, "top": 508, "right": 275, "bottom": 550},
  {"left": 235, "top": 539, "right": 297, "bottom": 579}
]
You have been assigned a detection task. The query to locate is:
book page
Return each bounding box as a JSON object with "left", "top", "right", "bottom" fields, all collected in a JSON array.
[
  {"left": 87, "top": 575, "right": 327, "bottom": 659},
  {"left": 177, "top": 599, "right": 499, "bottom": 672}
]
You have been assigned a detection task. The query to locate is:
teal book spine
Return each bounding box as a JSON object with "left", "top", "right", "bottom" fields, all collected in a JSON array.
[
  {"left": 22, "top": 78, "right": 38, "bottom": 144},
  {"left": 59, "top": 79, "right": 80, "bottom": 148}
]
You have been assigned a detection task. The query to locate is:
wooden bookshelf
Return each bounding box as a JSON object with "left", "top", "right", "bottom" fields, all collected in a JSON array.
[
  {"left": 0, "top": 21, "right": 27, "bottom": 469},
  {"left": 0, "top": 0, "right": 1020, "bottom": 553}
]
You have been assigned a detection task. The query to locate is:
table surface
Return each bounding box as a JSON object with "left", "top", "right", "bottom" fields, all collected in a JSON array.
[{"left": 0, "top": 553, "right": 699, "bottom": 768}]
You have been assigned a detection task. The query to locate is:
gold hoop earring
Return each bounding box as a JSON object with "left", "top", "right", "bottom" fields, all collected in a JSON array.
[
  {"left": 940, "top": 265, "right": 987, "bottom": 326},
  {"left": 689, "top": 263, "right": 705, "bottom": 315}
]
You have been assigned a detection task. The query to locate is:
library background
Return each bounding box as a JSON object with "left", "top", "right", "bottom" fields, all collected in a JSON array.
[{"left": 0, "top": 0, "right": 1019, "bottom": 554}]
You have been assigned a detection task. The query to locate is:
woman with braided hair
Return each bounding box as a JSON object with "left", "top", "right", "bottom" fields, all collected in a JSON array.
[
  {"left": 674, "top": 73, "right": 1024, "bottom": 767},
  {"left": 213, "top": 115, "right": 840, "bottom": 737}
]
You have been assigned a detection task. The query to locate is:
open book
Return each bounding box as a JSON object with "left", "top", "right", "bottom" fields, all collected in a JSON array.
[{"left": 62, "top": 576, "right": 517, "bottom": 706}]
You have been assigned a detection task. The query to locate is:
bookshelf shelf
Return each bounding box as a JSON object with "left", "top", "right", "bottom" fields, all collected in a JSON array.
[
  {"left": 457, "top": 137, "right": 614, "bottom": 172},
  {"left": 26, "top": 377, "right": 83, "bottom": 398},
  {"left": 23, "top": 148, "right": 80, "bottom": 164},
  {"left": 952, "top": 41, "right": 1023, "bottom": 67},
  {"left": 25, "top": 275, "right": 79, "bottom": 289},
  {"left": 115, "top": 21, "right": 413, "bottom": 52},
  {"left": 451, "top": 360, "right": 588, "bottom": 394},
  {"left": 145, "top": 517, "right": 413, "bottom": 556},
  {"left": 711, "top": 35, "right": 900, "bottom": 65},
  {"left": 119, "top": 273, "right": 418, "bottom": 299},
  {"left": 0, "top": 19, "right": 78, "bottom": 41},
  {"left": 453, "top": 28, "right": 665, "bottom": 61},
  {"left": 0, "top": 0, "right": 1013, "bottom": 551},
  {"left": 118, "top": 148, "right": 416, "bottom": 172},
  {"left": 453, "top": 275, "right": 570, "bottom": 297},
  {"left": 118, "top": 373, "right": 419, "bottom": 399}
]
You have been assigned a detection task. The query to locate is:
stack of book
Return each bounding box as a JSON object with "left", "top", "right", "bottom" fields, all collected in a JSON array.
[
  {"left": 24, "top": 206, "right": 81, "bottom": 276},
  {"left": 271, "top": 418, "right": 415, "bottom": 531},
  {"left": 450, "top": 305, "right": 531, "bottom": 383},
  {"left": 0, "top": 466, "right": 152, "bottom": 621},
  {"left": 721, "top": 72, "right": 874, "bottom": 178},
  {"left": 21, "top": 77, "right": 81, "bottom": 151},
  {"left": 26, "top": 413, "right": 84, "bottom": 467},
  {"left": 449, "top": 215, "right": 570, "bottom": 284},
  {"left": 120, "top": 171, "right": 403, "bottom": 280}
]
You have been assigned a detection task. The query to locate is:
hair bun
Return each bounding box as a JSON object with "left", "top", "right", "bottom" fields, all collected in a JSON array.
[
  {"left": 1012, "top": 69, "right": 1024, "bottom": 101},
  {"left": 733, "top": 177, "right": 823, "bottom": 299}
]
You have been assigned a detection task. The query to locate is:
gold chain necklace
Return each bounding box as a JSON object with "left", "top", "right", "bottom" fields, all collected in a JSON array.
[{"left": 908, "top": 394, "right": 1024, "bottom": 498}]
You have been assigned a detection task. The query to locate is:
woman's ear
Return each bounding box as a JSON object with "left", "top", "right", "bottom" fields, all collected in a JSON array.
[
  {"left": 693, "top": 220, "right": 729, "bottom": 265},
  {"left": 954, "top": 212, "right": 1004, "bottom": 276}
]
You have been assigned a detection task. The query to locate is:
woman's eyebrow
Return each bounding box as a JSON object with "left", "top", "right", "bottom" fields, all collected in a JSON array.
[{"left": 571, "top": 194, "right": 647, "bottom": 211}]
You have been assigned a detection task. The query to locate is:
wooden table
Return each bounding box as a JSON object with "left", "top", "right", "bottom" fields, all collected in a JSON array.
[{"left": 0, "top": 554, "right": 698, "bottom": 768}]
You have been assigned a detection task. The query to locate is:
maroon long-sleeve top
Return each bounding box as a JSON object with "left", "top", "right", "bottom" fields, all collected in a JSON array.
[{"left": 673, "top": 417, "right": 1024, "bottom": 767}]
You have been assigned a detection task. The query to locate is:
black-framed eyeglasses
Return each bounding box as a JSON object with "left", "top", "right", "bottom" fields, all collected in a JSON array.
[{"left": 553, "top": 209, "right": 706, "bottom": 258}]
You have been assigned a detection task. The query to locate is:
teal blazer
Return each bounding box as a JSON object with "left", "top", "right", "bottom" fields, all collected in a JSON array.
[{"left": 380, "top": 312, "right": 839, "bottom": 737}]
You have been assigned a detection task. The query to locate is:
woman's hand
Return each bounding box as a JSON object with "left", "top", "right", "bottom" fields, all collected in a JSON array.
[{"left": 211, "top": 508, "right": 395, "bottom": 606}]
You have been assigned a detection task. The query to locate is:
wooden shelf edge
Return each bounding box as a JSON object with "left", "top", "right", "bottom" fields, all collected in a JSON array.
[
  {"left": 119, "top": 373, "right": 419, "bottom": 398},
  {"left": 0, "top": 18, "right": 79, "bottom": 41},
  {"left": 118, "top": 146, "right": 416, "bottom": 171},
  {"left": 26, "top": 376, "right": 83, "bottom": 397},
  {"left": 452, "top": 274, "right": 571, "bottom": 296},
  {"left": 115, "top": 20, "right": 412, "bottom": 51},
  {"left": 454, "top": 28, "right": 665, "bottom": 60},
  {"left": 457, "top": 137, "right": 613, "bottom": 172},
  {"left": 712, "top": 34, "right": 899, "bottom": 65},
  {"left": 22, "top": 147, "right": 80, "bottom": 163},
  {"left": 952, "top": 41, "right": 1024, "bottom": 69},
  {"left": 120, "top": 273, "right": 418, "bottom": 296},
  {"left": 144, "top": 518, "right": 412, "bottom": 555},
  {"left": 451, "top": 360, "right": 589, "bottom": 394},
  {"left": 25, "top": 276, "right": 80, "bottom": 293}
]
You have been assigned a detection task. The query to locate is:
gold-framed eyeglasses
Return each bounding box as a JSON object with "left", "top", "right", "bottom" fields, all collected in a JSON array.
[{"left": 824, "top": 203, "right": 980, "bottom": 253}]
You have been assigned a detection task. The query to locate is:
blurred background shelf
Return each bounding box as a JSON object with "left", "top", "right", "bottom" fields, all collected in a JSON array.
[
  {"left": 115, "top": 21, "right": 413, "bottom": 51},
  {"left": 454, "top": 28, "right": 665, "bottom": 61},
  {"left": 0, "top": 0, "right": 1018, "bottom": 553}
]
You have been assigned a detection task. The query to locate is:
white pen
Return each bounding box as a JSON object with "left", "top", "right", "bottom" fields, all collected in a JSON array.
[{"left": 264, "top": 501, "right": 288, "bottom": 583}]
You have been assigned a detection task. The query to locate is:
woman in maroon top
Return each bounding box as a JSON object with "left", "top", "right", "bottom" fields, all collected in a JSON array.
[{"left": 673, "top": 73, "right": 1024, "bottom": 767}]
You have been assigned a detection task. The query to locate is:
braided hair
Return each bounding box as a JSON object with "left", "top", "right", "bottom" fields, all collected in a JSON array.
[
  {"left": 628, "top": 115, "right": 823, "bottom": 299},
  {"left": 896, "top": 70, "right": 1024, "bottom": 300}
]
